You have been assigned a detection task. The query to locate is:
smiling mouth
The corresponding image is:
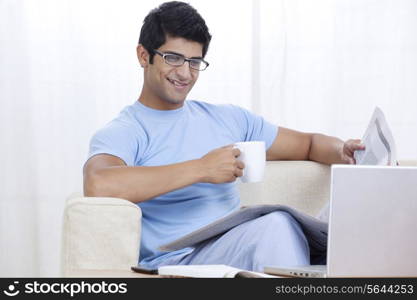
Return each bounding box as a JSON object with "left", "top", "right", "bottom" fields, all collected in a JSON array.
[{"left": 167, "top": 78, "right": 189, "bottom": 88}]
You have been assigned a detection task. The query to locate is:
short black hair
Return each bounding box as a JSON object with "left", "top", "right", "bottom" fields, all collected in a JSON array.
[{"left": 139, "top": 1, "right": 212, "bottom": 63}]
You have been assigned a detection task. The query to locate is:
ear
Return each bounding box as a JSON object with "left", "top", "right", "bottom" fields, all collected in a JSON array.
[{"left": 137, "top": 44, "right": 149, "bottom": 68}]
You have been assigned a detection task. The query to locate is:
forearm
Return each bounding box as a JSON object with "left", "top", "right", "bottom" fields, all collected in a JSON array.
[
  {"left": 84, "top": 159, "right": 204, "bottom": 203},
  {"left": 308, "top": 133, "right": 345, "bottom": 165}
]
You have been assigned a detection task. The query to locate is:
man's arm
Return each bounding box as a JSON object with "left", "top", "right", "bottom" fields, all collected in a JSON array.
[
  {"left": 266, "top": 127, "right": 364, "bottom": 165},
  {"left": 83, "top": 146, "right": 244, "bottom": 203}
]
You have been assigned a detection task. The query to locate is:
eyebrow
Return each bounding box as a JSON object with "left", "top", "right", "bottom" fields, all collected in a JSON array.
[{"left": 163, "top": 50, "right": 203, "bottom": 60}]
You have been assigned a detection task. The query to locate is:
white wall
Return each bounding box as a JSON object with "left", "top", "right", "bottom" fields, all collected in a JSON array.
[{"left": 1, "top": 0, "right": 416, "bottom": 276}]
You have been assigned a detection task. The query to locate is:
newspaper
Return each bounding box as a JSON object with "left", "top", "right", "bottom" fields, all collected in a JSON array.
[
  {"left": 159, "top": 204, "right": 328, "bottom": 255},
  {"left": 317, "top": 106, "right": 397, "bottom": 221},
  {"left": 353, "top": 107, "right": 397, "bottom": 166}
]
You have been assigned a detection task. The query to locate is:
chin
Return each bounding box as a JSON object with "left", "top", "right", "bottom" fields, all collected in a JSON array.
[{"left": 164, "top": 96, "right": 186, "bottom": 105}]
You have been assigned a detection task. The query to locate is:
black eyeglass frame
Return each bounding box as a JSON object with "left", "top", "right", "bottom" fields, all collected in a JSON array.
[{"left": 153, "top": 49, "right": 209, "bottom": 71}]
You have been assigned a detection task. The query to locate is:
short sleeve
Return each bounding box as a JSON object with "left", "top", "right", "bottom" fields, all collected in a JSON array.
[
  {"left": 227, "top": 105, "right": 279, "bottom": 150},
  {"left": 87, "top": 120, "right": 141, "bottom": 166}
]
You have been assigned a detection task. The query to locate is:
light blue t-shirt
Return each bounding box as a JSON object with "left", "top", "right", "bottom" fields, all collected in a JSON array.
[{"left": 88, "top": 100, "right": 279, "bottom": 268}]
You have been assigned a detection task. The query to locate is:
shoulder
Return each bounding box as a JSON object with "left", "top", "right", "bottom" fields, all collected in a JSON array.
[
  {"left": 88, "top": 106, "right": 147, "bottom": 166},
  {"left": 92, "top": 105, "right": 147, "bottom": 144},
  {"left": 186, "top": 100, "right": 247, "bottom": 116}
]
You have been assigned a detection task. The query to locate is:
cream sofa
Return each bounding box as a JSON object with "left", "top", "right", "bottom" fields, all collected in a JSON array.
[{"left": 61, "top": 160, "right": 415, "bottom": 276}]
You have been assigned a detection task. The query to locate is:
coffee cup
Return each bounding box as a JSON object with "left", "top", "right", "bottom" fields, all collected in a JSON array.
[{"left": 233, "top": 141, "right": 266, "bottom": 183}]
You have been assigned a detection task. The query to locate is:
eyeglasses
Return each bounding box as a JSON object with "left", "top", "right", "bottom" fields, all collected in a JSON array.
[{"left": 153, "top": 50, "right": 209, "bottom": 71}]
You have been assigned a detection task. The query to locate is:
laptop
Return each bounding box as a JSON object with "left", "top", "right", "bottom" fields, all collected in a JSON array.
[{"left": 264, "top": 165, "right": 417, "bottom": 278}]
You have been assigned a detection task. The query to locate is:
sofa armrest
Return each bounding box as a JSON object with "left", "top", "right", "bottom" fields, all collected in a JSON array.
[{"left": 61, "top": 195, "right": 141, "bottom": 276}]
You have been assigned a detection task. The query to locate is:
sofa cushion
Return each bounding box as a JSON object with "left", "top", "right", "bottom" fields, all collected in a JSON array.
[{"left": 238, "top": 161, "right": 330, "bottom": 217}]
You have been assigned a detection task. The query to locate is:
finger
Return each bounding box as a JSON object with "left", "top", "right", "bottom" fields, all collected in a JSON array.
[
  {"left": 236, "top": 160, "right": 245, "bottom": 169},
  {"left": 234, "top": 168, "right": 243, "bottom": 178},
  {"left": 350, "top": 143, "right": 366, "bottom": 151},
  {"left": 343, "top": 147, "right": 354, "bottom": 158},
  {"left": 344, "top": 156, "right": 355, "bottom": 165},
  {"left": 232, "top": 148, "right": 241, "bottom": 157},
  {"left": 346, "top": 140, "right": 365, "bottom": 151},
  {"left": 227, "top": 176, "right": 237, "bottom": 183},
  {"left": 222, "top": 144, "right": 233, "bottom": 148},
  {"left": 350, "top": 139, "right": 365, "bottom": 147}
]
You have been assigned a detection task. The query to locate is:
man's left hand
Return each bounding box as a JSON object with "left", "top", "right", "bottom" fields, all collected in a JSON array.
[{"left": 341, "top": 139, "right": 366, "bottom": 164}]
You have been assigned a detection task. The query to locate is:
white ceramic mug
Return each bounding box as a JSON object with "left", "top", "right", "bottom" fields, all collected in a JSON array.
[{"left": 233, "top": 141, "right": 266, "bottom": 183}]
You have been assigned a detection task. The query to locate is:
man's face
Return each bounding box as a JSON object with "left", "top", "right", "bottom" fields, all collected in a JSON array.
[{"left": 140, "top": 36, "right": 203, "bottom": 109}]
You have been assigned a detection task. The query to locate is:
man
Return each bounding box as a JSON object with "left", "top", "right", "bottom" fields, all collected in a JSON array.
[{"left": 83, "top": 1, "right": 364, "bottom": 272}]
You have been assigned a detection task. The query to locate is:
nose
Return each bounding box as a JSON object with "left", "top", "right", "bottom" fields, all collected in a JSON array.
[{"left": 174, "top": 62, "right": 193, "bottom": 80}]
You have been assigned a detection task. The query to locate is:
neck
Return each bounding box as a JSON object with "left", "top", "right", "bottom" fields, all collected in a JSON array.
[{"left": 138, "top": 88, "right": 184, "bottom": 111}]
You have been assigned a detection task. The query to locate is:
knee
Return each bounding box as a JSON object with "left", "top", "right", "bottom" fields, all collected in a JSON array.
[
  {"left": 260, "top": 211, "right": 308, "bottom": 247},
  {"left": 260, "top": 211, "right": 298, "bottom": 230}
]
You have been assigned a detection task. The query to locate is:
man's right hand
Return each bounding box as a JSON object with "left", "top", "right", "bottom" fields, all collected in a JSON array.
[{"left": 198, "top": 145, "right": 245, "bottom": 184}]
